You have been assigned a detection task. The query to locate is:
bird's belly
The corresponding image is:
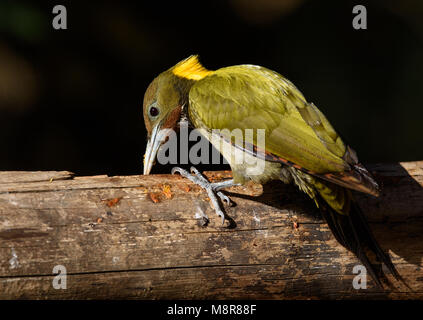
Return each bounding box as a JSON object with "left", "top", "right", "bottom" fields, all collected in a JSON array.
[{"left": 201, "top": 128, "right": 284, "bottom": 184}]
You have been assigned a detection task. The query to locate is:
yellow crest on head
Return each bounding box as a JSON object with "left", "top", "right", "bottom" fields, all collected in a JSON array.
[{"left": 172, "top": 55, "right": 213, "bottom": 80}]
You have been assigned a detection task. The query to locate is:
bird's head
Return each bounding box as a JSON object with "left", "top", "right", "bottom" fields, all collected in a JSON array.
[
  {"left": 142, "top": 55, "right": 212, "bottom": 175},
  {"left": 142, "top": 72, "right": 183, "bottom": 175}
]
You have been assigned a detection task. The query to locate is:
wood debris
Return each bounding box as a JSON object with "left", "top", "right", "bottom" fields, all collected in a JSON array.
[
  {"left": 162, "top": 184, "right": 172, "bottom": 199},
  {"left": 149, "top": 193, "right": 161, "bottom": 203},
  {"left": 104, "top": 197, "right": 122, "bottom": 208}
]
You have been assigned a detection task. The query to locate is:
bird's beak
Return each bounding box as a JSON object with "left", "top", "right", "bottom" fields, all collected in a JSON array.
[{"left": 143, "top": 123, "right": 173, "bottom": 175}]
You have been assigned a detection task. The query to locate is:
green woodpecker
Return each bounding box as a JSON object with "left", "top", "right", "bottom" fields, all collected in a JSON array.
[{"left": 142, "top": 55, "right": 400, "bottom": 286}]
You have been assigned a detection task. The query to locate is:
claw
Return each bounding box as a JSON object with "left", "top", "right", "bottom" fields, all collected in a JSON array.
[
  {"left": 171, "top": 166, "right": 236, "bottom": 224},
  {"left": 217, "top": 191, "right": 231, "bottom": 206},
  {"left": 189, "top": 167, "right": 209, "bottom": 184},
  {"left": 171, "top": 167, "right": 186, "bottom": 175},
  {"left": 218, "top": 211, "right": 225, "bottom": 225},
  {"left": 190, "top": 166, "right": 200, "bottom": 175}
]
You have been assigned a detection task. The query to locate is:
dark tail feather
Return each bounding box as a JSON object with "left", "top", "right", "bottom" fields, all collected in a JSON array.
[{"left": 318, "top": 195, "right": 401, "bottom": 287}]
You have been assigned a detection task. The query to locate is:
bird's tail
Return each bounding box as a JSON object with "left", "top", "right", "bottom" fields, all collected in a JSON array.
[{"left": 313, "top": 179, "right": 401, "bottom": 287}]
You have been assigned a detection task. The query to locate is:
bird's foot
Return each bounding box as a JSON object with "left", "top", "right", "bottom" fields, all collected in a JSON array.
[{"left": 171, "top": 167, "right": 237, "bottom": 225}]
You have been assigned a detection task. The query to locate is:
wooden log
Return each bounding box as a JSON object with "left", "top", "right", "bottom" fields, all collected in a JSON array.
[{"left": 0, "top": 162, "right": 422, "bottom": 299}]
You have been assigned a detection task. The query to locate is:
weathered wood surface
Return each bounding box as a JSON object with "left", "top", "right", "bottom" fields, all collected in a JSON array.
[{"left": 0, "top": 162, "right": 422, "bottom": 299}]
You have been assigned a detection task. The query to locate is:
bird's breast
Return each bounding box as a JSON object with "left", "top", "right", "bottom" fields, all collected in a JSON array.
[{"left": 196, "top": 128, "right": 282, "bottom": 184}]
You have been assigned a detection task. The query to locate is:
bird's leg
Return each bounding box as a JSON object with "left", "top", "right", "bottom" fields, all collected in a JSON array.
[{"left": 171, "top": 166, "right": 239, "bottom": 225}]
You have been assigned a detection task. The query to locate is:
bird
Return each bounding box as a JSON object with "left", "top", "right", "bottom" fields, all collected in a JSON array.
[{"left": 142, "top": 55, "right": 400, "bottom": 286}]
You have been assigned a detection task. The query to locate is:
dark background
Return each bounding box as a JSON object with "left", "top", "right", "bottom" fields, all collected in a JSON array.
[{"left": 0, "top": 0, "right": 422, "bottom": 176}]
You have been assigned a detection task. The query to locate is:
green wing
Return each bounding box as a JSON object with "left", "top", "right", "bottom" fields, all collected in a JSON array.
[
  {"left": 188, "top": 65, "right": 379, "bottom": 195},
  {"left": 188, "top": 65, "right": 348, "bottom": 172}
]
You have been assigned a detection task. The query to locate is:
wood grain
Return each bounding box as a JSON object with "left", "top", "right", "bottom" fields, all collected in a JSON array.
[{"left": 0, "top": 162, "right": 422, "bottom": 299}]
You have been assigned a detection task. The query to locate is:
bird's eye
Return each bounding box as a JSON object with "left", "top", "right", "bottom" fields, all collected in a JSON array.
[{"left": 149, "top": 105, "right": 159, "bottom": 118}]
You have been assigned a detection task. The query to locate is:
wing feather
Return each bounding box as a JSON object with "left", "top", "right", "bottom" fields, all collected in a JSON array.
[{"left": 188, "top": 65, "right": 379, "bottom": 196}]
